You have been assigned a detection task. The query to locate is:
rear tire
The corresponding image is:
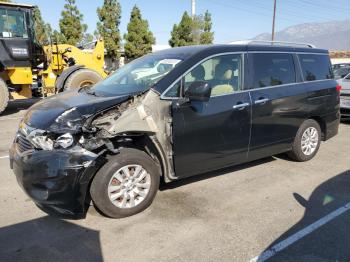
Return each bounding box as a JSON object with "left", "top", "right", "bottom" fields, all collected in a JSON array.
[
  {"left": 90, "top": 148, "right": 160, "bottom": 218},
  {"left": 64, "top": 69, "right": 103, "bottom": 91},
  {"left": 287, "top": 119, "right": 321, "bottom": 162},
  {"left": 0, "top": 79, "right": 9, "bottom": 114}
]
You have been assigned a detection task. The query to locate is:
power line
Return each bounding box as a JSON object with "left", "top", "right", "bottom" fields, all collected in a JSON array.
[
  {"left": 204, "top": 0, "right": 321, "bottom": 23},
  {"left": 202, "top": 0, "right": 299, "bottom": 23},
  {"left": 296, "top": 0, "right": 350, "bottom": 13},
  {"left": 235, "top": 0, "right": 346, "bottom": 22},
  {"left": 283, "top": 0, "right": 350, "bottom": 18}
]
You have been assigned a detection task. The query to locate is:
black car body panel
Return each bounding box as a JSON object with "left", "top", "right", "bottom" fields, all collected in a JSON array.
[
  {"left": 10, "top": 44, "right": 340, "bottom": 218},
  {"left": 23, "top": 89, "right": 132, "bottom": 131},
  {"left": 172, "top": 91, "right": 252, "bottom": 177}
]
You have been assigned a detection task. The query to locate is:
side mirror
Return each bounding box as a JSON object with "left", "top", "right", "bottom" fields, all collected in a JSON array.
[{"left": 185, "top": 81, "right": 211, "bottom": 102}]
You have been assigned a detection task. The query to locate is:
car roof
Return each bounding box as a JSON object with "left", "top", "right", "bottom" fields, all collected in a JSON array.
[
  {"left": 152, "top": 44, "right": 328, "bottom": 59},
  {"left": 0, "top": 2, "right": 34, "bottom": 9}
]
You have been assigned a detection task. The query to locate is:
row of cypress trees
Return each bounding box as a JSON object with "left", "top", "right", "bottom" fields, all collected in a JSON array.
[{"left": 30, "top": 0, "right": 214, "bottom": 60}]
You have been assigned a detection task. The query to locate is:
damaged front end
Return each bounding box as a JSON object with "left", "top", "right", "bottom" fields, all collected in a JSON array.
[
  {"left": 89, "top": 89, "right": 176, "bottom": 181},
  {"left": 9, "top": 104, "right": 112, "bottom": 218},
  {"left": 10, "top": 118, "right": 107, "bottom": 218},
  {"left": 10, "top": 89, "right": 175, "bottom": 218}
]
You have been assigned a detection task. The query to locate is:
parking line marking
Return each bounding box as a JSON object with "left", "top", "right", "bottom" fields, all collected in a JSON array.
[
  {"left": 0, "top": 155, "right": 9, "bottom": 159},
  {"left": 250, "top": 201, "right": 350, "bottom": 262}
]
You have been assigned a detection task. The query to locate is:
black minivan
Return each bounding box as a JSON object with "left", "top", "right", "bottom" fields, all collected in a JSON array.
[{"left": 10, "top": 42, "right": 340, "bottom": 218}]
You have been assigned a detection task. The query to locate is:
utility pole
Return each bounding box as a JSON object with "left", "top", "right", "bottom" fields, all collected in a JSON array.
[
  {"left": 271, "top": 0, "right": 277, "bottom": 41},
  {"left": 191, "top": 0, "right": 196, "bottom": 17}
]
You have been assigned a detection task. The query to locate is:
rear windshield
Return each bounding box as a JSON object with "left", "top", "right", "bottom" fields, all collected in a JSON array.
[{"left": 298, "top": 54, "right": 333, "bottom": 81}]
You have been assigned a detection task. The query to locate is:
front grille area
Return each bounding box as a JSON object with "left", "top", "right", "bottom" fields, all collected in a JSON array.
[{"left": 16, "top": 134, "right": 34, "bottom": 153}]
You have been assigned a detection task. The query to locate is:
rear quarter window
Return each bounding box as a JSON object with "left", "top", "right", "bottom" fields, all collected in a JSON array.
[{"left": 298, "top": 54, "right": 333, "bottom": 81}]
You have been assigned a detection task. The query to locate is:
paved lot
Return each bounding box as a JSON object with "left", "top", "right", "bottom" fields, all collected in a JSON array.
[{"left": 0, "top": 99, "right": 350, "bottom": 262}]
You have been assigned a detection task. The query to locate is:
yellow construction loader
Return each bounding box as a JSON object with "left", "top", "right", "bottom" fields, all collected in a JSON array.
[{"left": 0, "top": 2, "right": 107, "bottom": 114}]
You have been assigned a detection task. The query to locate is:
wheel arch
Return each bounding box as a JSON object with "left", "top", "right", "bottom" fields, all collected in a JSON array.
[
  {"left": 85, "top": 132, "right": 170, "bottom": 197},
  {"left": 308, "top": 116, "right": 326, "bottom": 140},
  {"left": 111, "top": 133, "right": 170, "bottom": 183}
]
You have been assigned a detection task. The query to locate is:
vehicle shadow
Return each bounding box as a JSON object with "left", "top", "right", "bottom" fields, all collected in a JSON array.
[
  {"left": 160, "top": 156, "right": 276, "bottom": 190},
  {"left": 0, "top": 216, "right": 102, "bottom": 262},
  {"left": 1, "top": 99, "right": 40, "bottom": 117},
  {"left": 255, "top": 169, "right": 350, "bottom": 262}
]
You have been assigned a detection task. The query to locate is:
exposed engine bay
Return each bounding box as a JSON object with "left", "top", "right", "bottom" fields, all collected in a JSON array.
[{"left": 19, "top": 89, "right": 176, "bottom": 182}]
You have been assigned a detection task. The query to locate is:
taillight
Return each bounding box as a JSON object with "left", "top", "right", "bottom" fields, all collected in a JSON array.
[{"left": 336, "top": 85, "right": 342, "bottom": 94}]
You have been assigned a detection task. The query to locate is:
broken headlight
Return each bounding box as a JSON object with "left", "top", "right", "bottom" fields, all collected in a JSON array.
[
  {"left": 79, "top": 135, "right": 105, "bottom": 151},
  {"left": 27, "top": 131, "right": 54, "bottom": 150},
  {"left": 54, "top": 133, "right": 74, "bottom": 149},
  {"left": 27, "top": 129, "right": 75, "bottom": 150}
]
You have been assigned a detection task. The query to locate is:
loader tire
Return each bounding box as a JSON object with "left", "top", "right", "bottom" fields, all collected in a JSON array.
[
  {"left": 64, "top": 69, "right": 103, "bottom": 91},
  {"left": 0, "top": 79, "right": 9, "bottom": 114}
]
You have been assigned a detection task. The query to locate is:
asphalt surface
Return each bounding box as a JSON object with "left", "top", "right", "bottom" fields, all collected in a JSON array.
[{"left": 0, "top": 99, "right": 350, "bottom": 262}]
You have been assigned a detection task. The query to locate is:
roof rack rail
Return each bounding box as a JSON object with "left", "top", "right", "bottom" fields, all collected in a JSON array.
[
  {"left": 0, "top": 2, "right": 35, "bottom": 8},
  {"left": 230, "top": 40, "right": 316, "bottom": 48}
]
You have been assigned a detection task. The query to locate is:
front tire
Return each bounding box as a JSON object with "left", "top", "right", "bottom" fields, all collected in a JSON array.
[
  {"left": 64, "top": 69, "right": 103, "bottom": 91},
  {"left": 0, "top": 79, "right": 9, "bottom": 114},
  {"left": 288, "top": 119, "right": 321, "bottom": 162},
  {"left": 90, "top": 148, "right": 160, "bottom": 218}
]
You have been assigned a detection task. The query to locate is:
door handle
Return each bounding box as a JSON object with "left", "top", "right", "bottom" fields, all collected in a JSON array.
[
  {"left": 254, "top": 98, "right": 269, "bottom": 105},
  {"left": 233, "top": 102, "right": 250, "bottom": 110}
]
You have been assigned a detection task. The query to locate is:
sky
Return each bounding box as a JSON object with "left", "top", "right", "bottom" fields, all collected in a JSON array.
[{"left": 19, "top": 0, "right": 350, "bottom": 45}]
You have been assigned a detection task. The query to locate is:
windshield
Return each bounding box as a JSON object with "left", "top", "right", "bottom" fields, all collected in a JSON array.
[
  {"left": 0, "top": 8, "right": 28, "bottom": 38},
  {"left": 89, "top": 54, "right": 182, "bottom": 96}
]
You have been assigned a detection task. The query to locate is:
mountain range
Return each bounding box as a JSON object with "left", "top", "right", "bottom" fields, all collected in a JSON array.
[{"left": 254, "top": 20, "right": 350, "bottom": 50}]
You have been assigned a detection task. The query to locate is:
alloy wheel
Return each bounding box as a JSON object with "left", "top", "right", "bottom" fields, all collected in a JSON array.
[
  {"left": 301, "top": 127, "right": 319, "bottom": 156},
  {"left": 107, "top": 165, "right": 151, "bottom": 209}
]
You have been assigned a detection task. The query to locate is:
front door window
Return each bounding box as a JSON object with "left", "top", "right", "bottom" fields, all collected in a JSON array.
[{"left": 163, "top": 54, "right": 243, "bottom": 98}]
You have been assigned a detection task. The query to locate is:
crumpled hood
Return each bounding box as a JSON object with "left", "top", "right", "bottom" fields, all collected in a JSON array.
[{"left": 23, "top": 89, "right": 132, "bottom": 130}]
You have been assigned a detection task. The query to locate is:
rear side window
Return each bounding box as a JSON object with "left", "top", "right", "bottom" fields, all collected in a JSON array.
[
  {"left": 298, "top": 54, "right": 333, "bottom": 81},
  {"left": 252, "top": 53, "right": 296, "bottom": 88}
]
